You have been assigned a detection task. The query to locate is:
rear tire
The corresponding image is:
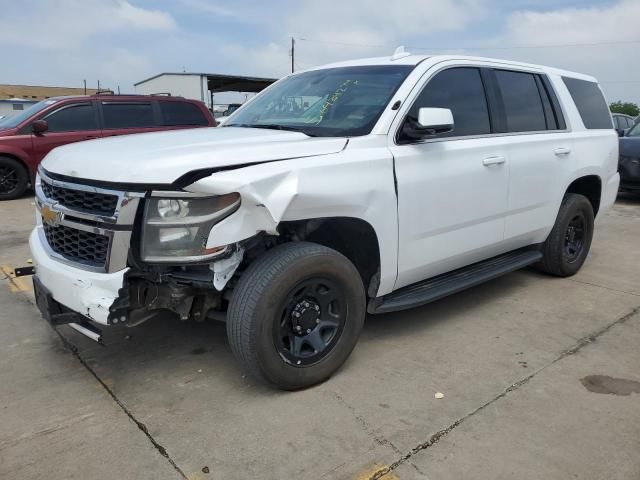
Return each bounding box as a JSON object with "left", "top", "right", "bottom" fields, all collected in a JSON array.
[
  {"left": 537, "top": 193, "right": 594, "bottom": 277},
  {"left": 227, "top": 242, "right": 366, "bottom": 390},
  {"left": 0, "top": 156, "right": 29, "bottom": 200}
]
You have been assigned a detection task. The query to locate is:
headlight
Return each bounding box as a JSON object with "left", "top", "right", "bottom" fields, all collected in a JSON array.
[{"left": 141, "top": 192, "right": 240, "bottom": 263}]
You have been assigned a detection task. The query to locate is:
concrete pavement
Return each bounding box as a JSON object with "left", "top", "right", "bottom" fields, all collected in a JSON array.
[{"left": 1, "top": 194, "right": 639, "bottom": 479}]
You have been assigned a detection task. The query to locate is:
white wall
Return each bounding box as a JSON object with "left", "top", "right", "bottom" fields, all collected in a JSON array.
[
  {"left": 0, "top": 100, "right": 37, "bottom": 117},
  {"left": 135, "top": 74, "right": 205, "bottom": 104}
]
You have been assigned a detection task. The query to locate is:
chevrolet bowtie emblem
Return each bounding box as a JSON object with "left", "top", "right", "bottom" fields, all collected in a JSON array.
[{"left": 41, "top": 205, "right": 61, "bottom": 226}]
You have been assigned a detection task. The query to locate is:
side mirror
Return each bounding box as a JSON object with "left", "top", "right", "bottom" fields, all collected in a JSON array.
[
  {"left": 32, "top": 120, "right": 48, "bottom": 135},
  {"left": 416, "top": 107, "right": 454, "bottom": 135}
]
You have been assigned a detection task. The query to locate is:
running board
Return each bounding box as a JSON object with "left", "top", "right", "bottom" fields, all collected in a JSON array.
[{"left": 369, "top": 248, "right": 543, "bottom": 314}]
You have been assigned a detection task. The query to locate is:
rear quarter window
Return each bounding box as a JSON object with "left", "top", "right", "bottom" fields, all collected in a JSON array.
[
  {"left": 160, "top": 101, "right": 209, "bottom": 126},
  {"left": 562, "top": 77, "right": 612, "bottom": 129}
]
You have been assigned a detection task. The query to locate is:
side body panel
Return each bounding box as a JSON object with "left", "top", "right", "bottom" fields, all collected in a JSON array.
[
  {"left": 391, "top": 136, "right": 509, "bottom": 288},
  {"left": 0, "top": 130, "right": 36, "bottom": 173},
  {"left": 187, "top": 136, "right": 400, "bottom": 296},
  {"left": 386, "top": 59, "right": 512, "bottom": 289}
]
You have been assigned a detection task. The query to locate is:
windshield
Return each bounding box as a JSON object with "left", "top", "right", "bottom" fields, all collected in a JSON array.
[
  {"left": 0, "top": 99, "right": 57, "bottom": 129},
  {"left": 626, "top": 121, "right": 640, "bottom": 137},
  {"left": 225, "top": 65, "right": 413, "bottom": 137}
]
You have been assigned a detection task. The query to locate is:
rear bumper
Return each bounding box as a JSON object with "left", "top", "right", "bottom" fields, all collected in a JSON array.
[
  {"left": 29, "top": 228, "right": 126, "bottom": 325},
  {"left": 599, "top": 172, "right": 620, "bottom": 218}
]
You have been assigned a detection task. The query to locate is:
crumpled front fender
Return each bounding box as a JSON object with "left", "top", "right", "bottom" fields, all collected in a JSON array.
[{"left": 184, "top": 148, "right": 399, "bottom": 296}]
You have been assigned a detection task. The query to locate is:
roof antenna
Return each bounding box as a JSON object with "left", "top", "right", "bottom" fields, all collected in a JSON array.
[{"left": 391, "top": 46, "right": 411, "bottom": 61}]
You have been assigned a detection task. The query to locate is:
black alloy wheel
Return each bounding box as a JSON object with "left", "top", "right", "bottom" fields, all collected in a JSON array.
[
  {"left": 0, "top": 164, "right": 19, "bottom": 195},
  {"left": 537, "top": 193, "right": 594, "bottom": 277},
  {"left": 227, "top": 242, "right": 366, "bottom": 390},
  {"left": 0, "top": 157, "right": 29, "bottom": 200},
  {"left": 274, "top": 277, "right": 347, "bottom": 367},
  {"left": 564, "top": 212, "right": 586, "bottom": 262}
]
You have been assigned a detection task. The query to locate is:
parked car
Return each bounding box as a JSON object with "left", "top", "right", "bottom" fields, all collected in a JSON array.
[
  {"left": 618, "top": 121, "right": 640, "bottom": 193},
  {"left": 612, "top": 113, "right": 635, "bottom": 137},
  {"left": 29, "top": 53, "right": 618, "bottom": 390},
  {"left": 215, "top": 103, "right": 243, "bottom": 127},
  {"left": 0, "top": 95, "right": 215, "bottom": 199}
]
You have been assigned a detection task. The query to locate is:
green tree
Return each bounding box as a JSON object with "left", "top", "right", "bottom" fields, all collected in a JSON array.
[{"left": 609, "top": 101, "right": 640, "bottom": 117}]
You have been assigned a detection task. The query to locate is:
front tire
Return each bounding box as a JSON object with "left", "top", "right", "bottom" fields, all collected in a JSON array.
[
  {"left": 0, "top": 156, "right": 29, "bottom": 200},
  {"left": 537, "top": 193, "right": 594, "bottom": 277},
  {"left": 227, "top": 242, "right": 366, "bottom": 390}
]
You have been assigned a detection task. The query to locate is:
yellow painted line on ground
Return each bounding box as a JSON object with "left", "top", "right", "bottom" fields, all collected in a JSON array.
[
  {"left": 354, "top": 464, "right": 399, "bottom": 480},
  {"left": 0, "top": 265, "right": 33, "bottom": 294}
]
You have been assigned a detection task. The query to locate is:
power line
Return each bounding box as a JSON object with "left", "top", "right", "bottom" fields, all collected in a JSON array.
[{"left": 298, "top": 37, "right": 640, "bottom": 51}]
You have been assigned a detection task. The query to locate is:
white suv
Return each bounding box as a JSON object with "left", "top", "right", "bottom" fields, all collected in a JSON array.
[{"left": 30, "top": 53, "right": 619, "bottom": 389}]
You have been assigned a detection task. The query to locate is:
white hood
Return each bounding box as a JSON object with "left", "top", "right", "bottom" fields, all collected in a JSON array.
[{"left": 42, "top": 127, "right": 348, "bottom": 185}]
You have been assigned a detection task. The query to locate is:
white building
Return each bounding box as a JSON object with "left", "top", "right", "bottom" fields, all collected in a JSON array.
[
  {"left": 0, "top": 98, "right": 37, "bottom": 118},
  {"left": 133, "top": 73, "right": 277, "bottom": 110}
]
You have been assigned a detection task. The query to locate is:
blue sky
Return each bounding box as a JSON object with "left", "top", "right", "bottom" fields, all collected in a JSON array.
[{"left": 2, "top": 0, "right": 639, "bottom": 103}]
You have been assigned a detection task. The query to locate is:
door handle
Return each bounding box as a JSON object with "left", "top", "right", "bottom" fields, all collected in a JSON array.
[
  {"left": 482, "top": 155, "right": 506, "bottom": 166},
  {"left": 554, "top": 147, "right": 571, "bottom": 156}
]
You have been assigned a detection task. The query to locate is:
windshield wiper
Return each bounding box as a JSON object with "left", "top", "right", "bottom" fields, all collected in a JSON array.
[{"left": 224, "top": 123, "right": 317, "bottom": 137}]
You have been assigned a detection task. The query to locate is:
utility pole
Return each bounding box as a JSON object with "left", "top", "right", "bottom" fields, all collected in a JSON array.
[
  {"left": 97, "top": 79, "right": 100, "bottom": 91},
  {"left": 83, "top": 79, "right": 86, "bottom": 95},
  {"left": 290, "top": 37, "right": 295, "bottom": 73}
]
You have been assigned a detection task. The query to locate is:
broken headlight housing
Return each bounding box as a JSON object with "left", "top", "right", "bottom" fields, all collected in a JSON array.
[{"left": 141, "top": 192, "right": 240, "bottom": 263}]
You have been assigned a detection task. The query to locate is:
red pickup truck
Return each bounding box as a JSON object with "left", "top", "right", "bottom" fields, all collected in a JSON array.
[{"left": 0, "top": 94, "right": 215, "bottom": 200}]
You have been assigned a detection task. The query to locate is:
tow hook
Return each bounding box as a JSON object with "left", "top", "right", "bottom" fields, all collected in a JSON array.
[{"left": 14, "top": 266, "right": 35, "bottom": 277}]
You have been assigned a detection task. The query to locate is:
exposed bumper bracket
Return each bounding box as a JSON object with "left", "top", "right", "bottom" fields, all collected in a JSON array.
[{"left": 68, "top": 322, "right": 103, "bottom": 344}]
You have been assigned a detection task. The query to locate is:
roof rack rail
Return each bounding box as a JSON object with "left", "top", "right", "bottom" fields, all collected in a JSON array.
[
  {"left": 95, "top": 90, "right": 114, "bottom": 95},
  {"left": 150, "top": 92, "right": 172, "bottom": 96}
]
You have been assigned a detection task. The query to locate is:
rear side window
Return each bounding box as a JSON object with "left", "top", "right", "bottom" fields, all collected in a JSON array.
[
  {"left": 562, "top": 77, "right": 612, "bottom": 129},
  {"left": 44, "top": 103, "right": 97, "bottom": 132},
  {"left": 404, "top": 67, "right": 491, "bottom": 139},
  {"left": 102, "top": 102, "right": 156, "bottom": 129},
  {"left": 160, "top": 101, "right": 208, "bottom": 126},
  {"left": 494, "top": 70, "right": 546, "bottom": 132}
]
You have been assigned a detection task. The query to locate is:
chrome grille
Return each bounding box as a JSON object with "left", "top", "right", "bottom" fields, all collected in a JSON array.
[
  {"left": 35, "top": 169, "right": 143, "bottom": 273},
  {"left": 41, "top": 181, "right": 118, "bottom": 217},
  {"left": 43, "top": 222, "right": 109, "bottom": 268}
]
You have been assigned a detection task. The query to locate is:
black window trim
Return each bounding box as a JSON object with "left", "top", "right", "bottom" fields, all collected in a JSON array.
[
  {"left": 539, "top": 74, "right": 567, "bottom": 130},
  {"left": 534, "top": 74, "right": 554, "bottom": 130},
  {"left": 38, "top": 100, "right": 100, "bottom": 133},
  {"left": 393, "top": 63, "right": 570, "bottom": 147},
  {"left": 97, "top": 100, "right": 160, "bottom": 130}
]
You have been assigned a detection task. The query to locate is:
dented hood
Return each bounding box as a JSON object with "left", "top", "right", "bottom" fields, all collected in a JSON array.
[{"left": 42, "top": 127, "right": 348, "bottom": 185}]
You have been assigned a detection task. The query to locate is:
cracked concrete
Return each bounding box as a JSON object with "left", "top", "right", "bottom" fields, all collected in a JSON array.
[
  {"left": 54, "top": 332, "right": 189, "bottom": 479},
  {"left": 368, "top": 306, "right": 640, "bottom": 480},
  {"left": 1, "top": 193, "right": 639, "bottom": 479}
]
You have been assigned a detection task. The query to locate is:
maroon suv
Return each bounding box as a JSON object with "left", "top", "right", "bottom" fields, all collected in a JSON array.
[{"left": 0, "top": 95, "right": 215, "bottom": 199}]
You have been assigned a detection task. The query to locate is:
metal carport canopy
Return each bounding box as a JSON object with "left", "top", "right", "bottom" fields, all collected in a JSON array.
[{"left": 206, "top": 74, "right": 278, "bottom": 93}]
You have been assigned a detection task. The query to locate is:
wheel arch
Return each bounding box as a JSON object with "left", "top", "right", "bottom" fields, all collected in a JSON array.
[
  {"left": 277, "top": 217, "right": 382, "bottom": 298},
  {"left": 565, "top": 174, "right": 602, "bottom": 216}
]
